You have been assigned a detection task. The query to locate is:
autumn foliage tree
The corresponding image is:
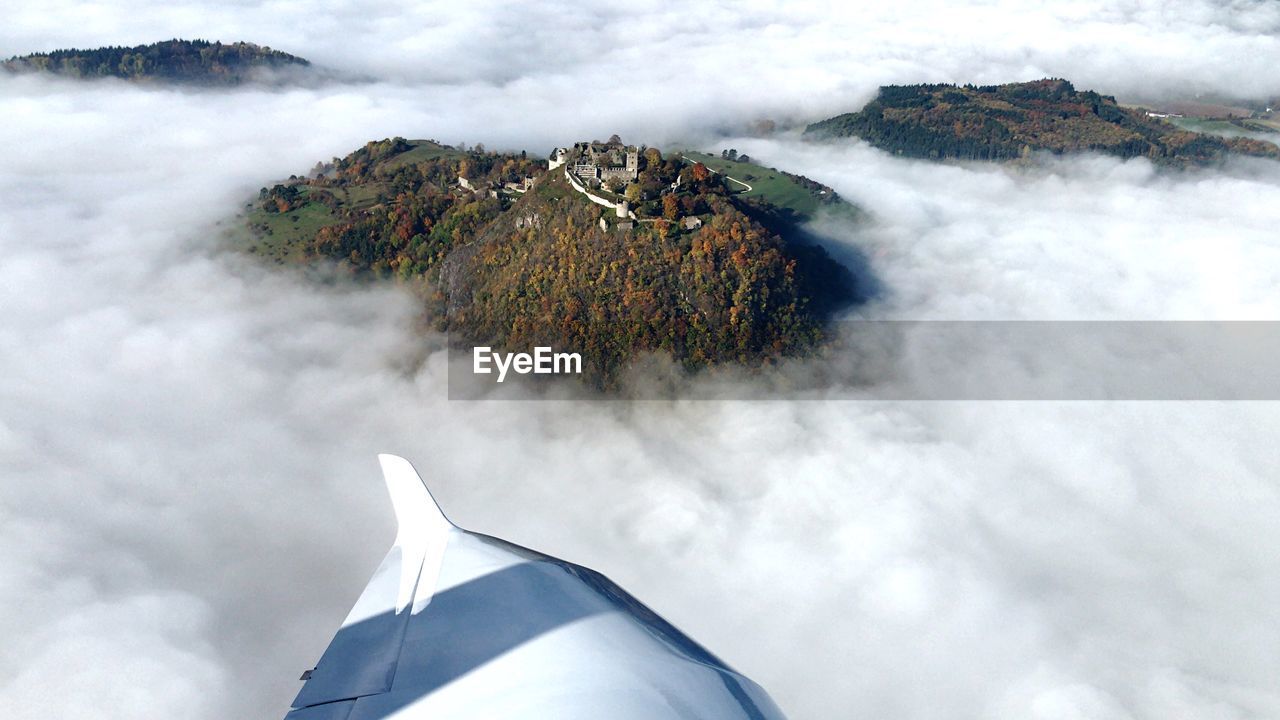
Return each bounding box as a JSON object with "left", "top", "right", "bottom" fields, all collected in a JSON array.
[{"left": 661, "top": 194, "right": 680, "bottom": 220}]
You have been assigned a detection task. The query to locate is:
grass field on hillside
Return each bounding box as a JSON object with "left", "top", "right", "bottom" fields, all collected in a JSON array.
[
  {"left": 243, "top": 140, "right": 466, "bottom": 261},
  {"left": 685, "top": 151, "right": 823, "bottom": 220},
  {"left": 378, "top": 140, "right": 465, "bottom": 171},
  {"left": 1165, "top": 117, "right": 1280, "bottom": 143},
  {"left": 245, "top": 187, "right": 338, "bottom": 262}
]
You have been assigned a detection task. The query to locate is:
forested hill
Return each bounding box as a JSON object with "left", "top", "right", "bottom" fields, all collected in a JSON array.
[
  {"left": 2, "top": 39, "right": 309, "bottom": 85},
  {"left": 244, "top": 138, "right": 857, "bottom": 384},
  {"left": 804, "top": 78, "right": 1280, "bottom": 165}
]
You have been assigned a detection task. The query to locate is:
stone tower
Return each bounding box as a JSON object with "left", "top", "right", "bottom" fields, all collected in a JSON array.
[{"left": 625, "top": 149, "right": 639, "bottom": 177}]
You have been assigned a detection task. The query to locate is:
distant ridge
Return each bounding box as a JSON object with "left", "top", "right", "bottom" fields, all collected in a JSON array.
[
  {"left": 805, "top": 78, "right": 1279, "bottom": 166},
  {"left": 2, "top": 39, "right": 309, "bottom": 86}
]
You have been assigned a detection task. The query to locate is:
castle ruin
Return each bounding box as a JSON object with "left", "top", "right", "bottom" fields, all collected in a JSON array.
[{"left": 552, "top": 139, "right": 639, "bottom": 189}]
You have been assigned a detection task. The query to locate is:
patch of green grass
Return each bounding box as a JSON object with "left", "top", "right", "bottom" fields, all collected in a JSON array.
[
  {"left": 377, "top": 140, "right": 465, "bottom": 171},
  {"left": 244, "top": 190, "right": 338, "bottom": 263},
  {"left": 342, "top": 181, "right": 388, "bottom": 209},
  {"left": 684, "top": 151, "right": 821, "bottom": 220}
]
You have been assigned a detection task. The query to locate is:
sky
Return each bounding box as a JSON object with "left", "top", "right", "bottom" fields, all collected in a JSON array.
[{"left": 1, "top": 1, "right": 1279, "bottom": 719}]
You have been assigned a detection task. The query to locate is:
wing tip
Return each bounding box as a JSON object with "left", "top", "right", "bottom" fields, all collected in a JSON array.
[{"left": 377, "top": 453, "right": 456, "bottom": 532}]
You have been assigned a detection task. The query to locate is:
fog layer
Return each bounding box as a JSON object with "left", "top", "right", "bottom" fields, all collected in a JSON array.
[{"left": 2, "top": 2, "right": 1280, "bottom": 719}]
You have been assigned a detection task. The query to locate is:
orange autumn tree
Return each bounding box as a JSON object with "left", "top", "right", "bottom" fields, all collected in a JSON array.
[{"left": 661, "top": 194, "right": 680, "bottom": 220}]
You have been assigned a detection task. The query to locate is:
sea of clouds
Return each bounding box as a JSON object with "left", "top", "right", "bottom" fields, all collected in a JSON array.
[{"left": 2, "top": 1, "right": 1279, "bottom": 718}]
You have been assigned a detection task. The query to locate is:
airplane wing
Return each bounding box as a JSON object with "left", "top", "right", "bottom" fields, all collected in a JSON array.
[{"left": 284, "top": 454, "right": 786, "bottom": 720}]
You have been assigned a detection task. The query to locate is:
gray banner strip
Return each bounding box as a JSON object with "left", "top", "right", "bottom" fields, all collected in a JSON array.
[{"left": 446, "top": 322, "right": 1280, "bottom": 400}]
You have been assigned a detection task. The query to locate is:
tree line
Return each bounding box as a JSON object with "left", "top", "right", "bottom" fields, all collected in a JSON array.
[
  {"left": 3, "top": 39, "right": 308, "bottom": 84},
  {"left": 804, "top": 79, "right": 1279, "bottom": 165}
]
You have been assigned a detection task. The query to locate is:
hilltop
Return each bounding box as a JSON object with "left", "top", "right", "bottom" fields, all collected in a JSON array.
[
  {"left": 244, "top": 137, "right": 857, "bottom": 383},
  {"left": 3, "top": 39, "right": 309, "bottom": 85},
  {"left": 804, "top": 79, "right": 1280, "bottom": 165}
]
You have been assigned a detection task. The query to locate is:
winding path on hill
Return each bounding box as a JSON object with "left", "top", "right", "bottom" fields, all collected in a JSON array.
[{"left": 682, "top": 155, "right": 753, "bottom": 192}]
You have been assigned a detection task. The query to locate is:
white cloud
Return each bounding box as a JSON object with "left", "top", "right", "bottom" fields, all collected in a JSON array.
[
  {"left": 0, "top": 594, "right": 226, "bottom": 719},
  {"left": 1, "top": 3, "right": 1280, "bottom": 719},
  {"left": 4, "top": 0, "right": 1280, "bottom": 136}
]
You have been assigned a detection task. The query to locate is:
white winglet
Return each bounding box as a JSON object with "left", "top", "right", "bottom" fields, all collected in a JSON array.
[
  {"left": 379, "top": 453, "right": 454, "bottom": 536},
  {"left": 377, "top": 453, "right": 455, "bottom": 615}
]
